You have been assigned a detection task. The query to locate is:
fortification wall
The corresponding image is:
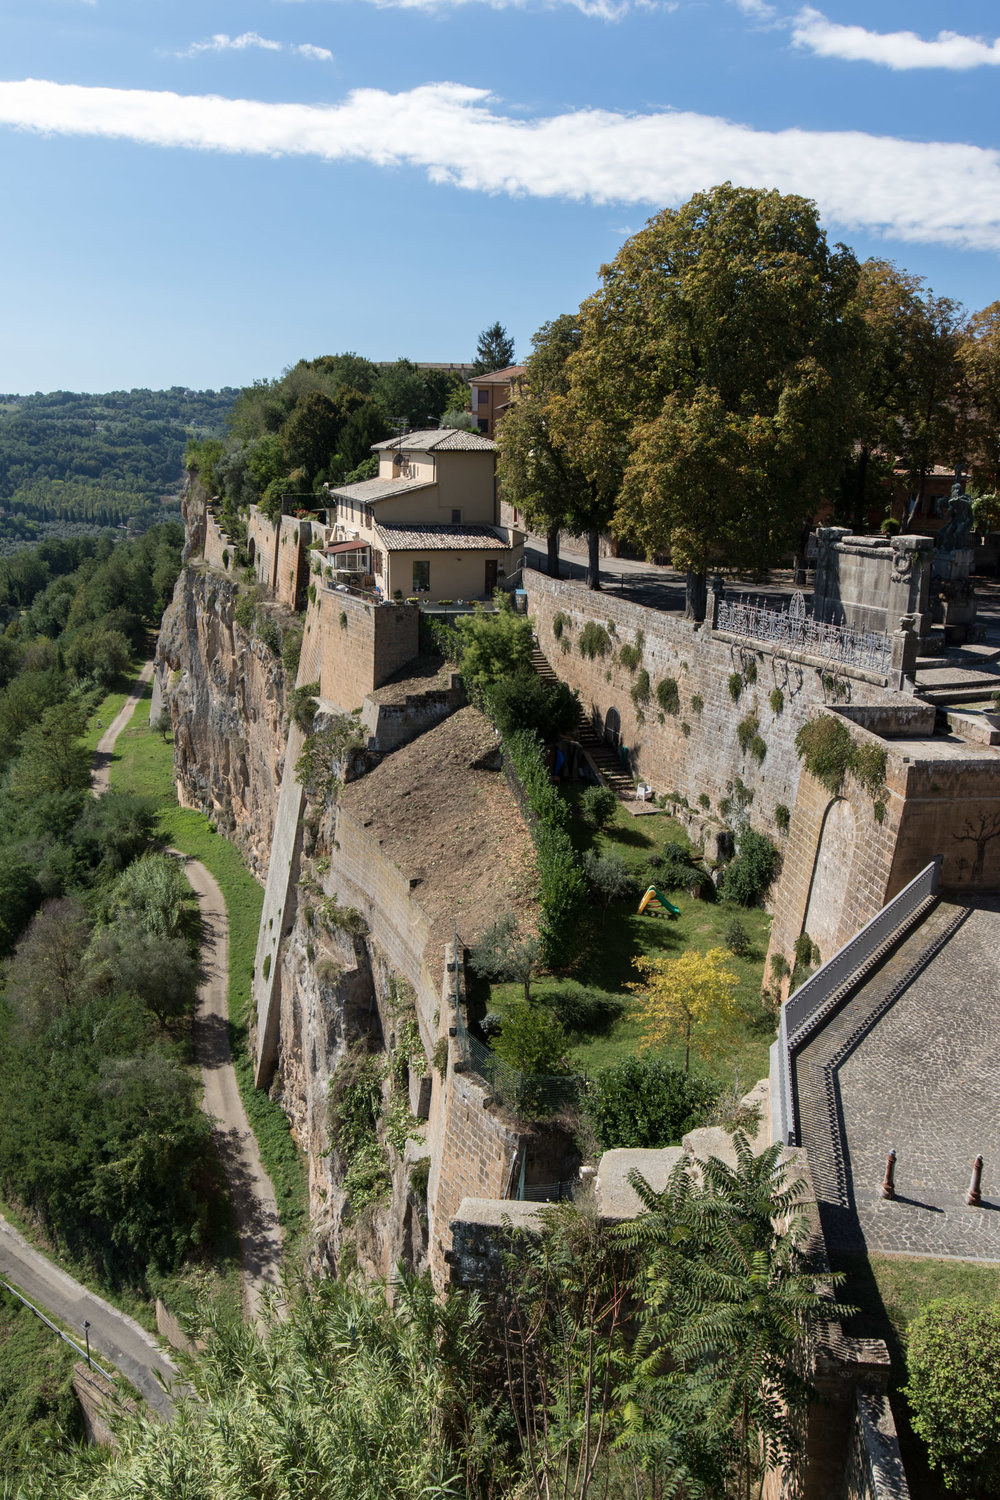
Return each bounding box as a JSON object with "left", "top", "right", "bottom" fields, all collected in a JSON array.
[
  {"left": 523, "top": 570, "right": 894, "bottom": 842},
  {"left": 313, "top": 586, "right": 419, "bottom": 711},
  {"left": 768, "top": 714, "right": 1000, "bottom": 975},
  {"left": 203, "top": 510, "right": 235, "bottom": 573}
]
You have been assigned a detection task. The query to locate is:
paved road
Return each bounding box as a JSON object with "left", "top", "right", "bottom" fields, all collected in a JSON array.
[
  {"left": 176, "top": 851, "right": 283, "bottom": 1324},
  {"left": 91, "top": 657, "right": 156, "bottom": 795},
  {"left": 0, "top": 1217, "right": 182, "bottom": 1417}
]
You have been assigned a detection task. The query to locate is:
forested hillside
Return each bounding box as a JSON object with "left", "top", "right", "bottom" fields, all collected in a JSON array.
[{"left": 0, "top": 387, "right": 236, "bottom": 551}]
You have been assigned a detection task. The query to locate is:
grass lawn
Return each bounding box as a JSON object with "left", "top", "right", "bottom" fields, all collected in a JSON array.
[
  {"left": 0, "top": 1289, "right": 82, "bottom": 1484},
  {"left": 833, "top": 1250, "right": 1000, "bottom": 1499},
  {"left": 486, "top": 785, "right": 774, "bottom": 1090},
  {"left": 109, "top": 680, "right": 309, "bottom": 1253}
]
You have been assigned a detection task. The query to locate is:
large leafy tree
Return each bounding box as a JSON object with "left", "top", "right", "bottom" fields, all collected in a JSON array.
[
  {"left": 499, "top": 314, "right": 601, "bottom": 581},
  {"left": 473, "top": 320, "right": 515, "bottom": 374},
  {"left": 957, "top": 302, "right": 1000, "bottom": 494},
  {"left": 630, "top": 946, "right": 740, "bottom": 1073},
  {"left": 562, "top": 184, "right": 859, "bottom": 616}
]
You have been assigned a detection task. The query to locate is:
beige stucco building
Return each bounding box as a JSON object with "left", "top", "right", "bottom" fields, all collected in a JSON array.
[
  {"left": 468, "top": 365, "right": 525, "bottom": 438},
  {"left": 325, "top": 428, "right": 524, "bottom": 602}
]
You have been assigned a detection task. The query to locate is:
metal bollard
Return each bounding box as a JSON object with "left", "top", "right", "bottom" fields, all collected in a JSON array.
[
  {"left": 967, "top": 1154, "right": 984, "bottom": 1207},
  {"left": 881, "top": 1149, "right": 897, "bottom": 1200}
]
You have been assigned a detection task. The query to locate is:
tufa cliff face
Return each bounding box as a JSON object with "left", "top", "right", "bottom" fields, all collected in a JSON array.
[{"left": 156, "top": 563, "right": 291, "bottom": 881}]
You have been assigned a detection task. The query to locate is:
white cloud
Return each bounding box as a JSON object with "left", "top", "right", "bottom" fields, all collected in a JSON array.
[
  {"left": 791, "top": 8, "right": 1000, "bottom": 70},
  {"left": 180, "top": 32, "right": 332, "bottom": 62},
  {"left": 277, "top": 0, "right": 650, "bottom": 16},
  {"left": 730, "top": 0, "right": 778, "bottom": 24},
  {"left": 2, "top": 77, "right": 1000, "bottom": 251}
]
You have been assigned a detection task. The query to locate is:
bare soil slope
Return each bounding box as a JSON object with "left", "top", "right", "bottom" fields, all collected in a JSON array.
[{"left": 339, "top": 706, "right": 537, "bottom": 958}]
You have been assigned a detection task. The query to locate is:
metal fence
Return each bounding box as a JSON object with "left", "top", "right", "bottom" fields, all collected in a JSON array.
[
  {"left": 770, "top": 858, "right": 941, "bottom": 1146},
  {"left": 457, "top": 1019, "right": 585, "bottom": 1120},
  {"left": 716, "top": 592, "right": 892, "bottom": 675}
]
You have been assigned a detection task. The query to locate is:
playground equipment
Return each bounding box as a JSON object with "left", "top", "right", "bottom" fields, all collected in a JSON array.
[{"left": 638, "top": 886, "right": 680, "bottom": 918}]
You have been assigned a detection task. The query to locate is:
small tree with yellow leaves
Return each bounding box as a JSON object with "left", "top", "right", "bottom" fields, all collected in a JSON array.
[{"left": 630, "top": 947, "right": 741, "bottom": 1073}]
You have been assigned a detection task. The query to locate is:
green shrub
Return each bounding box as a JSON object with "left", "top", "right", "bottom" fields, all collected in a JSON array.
[
  {"left": 585, "top": 1056, "right": 717, "bottom": 1150},
  {"left": 537, "top": 982, "right": 624, "bottom": 1036},
  {"left": 795, "top": 714, "right": 852, "bottom": 794},
  {"left": 503, "top": 731, "right": 584, "bottom": 965},
  {"left": 282, "top": 629, "right": 302, "bottom": 677},
  {"left": 618, "top": 634, "right": 643, "bottom": 672},
  {"left": 656, "top": 677, "right": 680, "bottom": 715},
  {"left": 724, "top": 918, "right": 751, "bottom": 957},
  {"left": 744, "top": 660, "right": 757, "bottom": 685},
  {"left": 736, "top": 713, "right": 759, "bottom": 753},
  {"left": 262, "top": 954, "right": 271, "bottom": 980},
  {"left": 727, "top": 671, "right": 742, "bottom": 702},
  {"left": 580, "top": 784, "right": 618, "bottom": 829},
  {"left": 749, "top": 733, "right": 766, "bottom": 763},
  {"left": 698, "top": 792, "right": 710, "bottom": 809},
  {"left": 289, "top": 681, "right": 321, "bottom": 733},
  {"left": 483, "top": 673, "right": 579, "bottom": 739},
  {"left": 552, "top": 610, "right": 572, "bottom": 641},
  {"left": 719, "top": 827, "right": 779, "bottom": 906},
  {"left": 233, "top": 594, "right": 256, "bottom": 632},
  {"left": 774, "top": 802, "right": 791, "bottom": 833},
  {"left": 769, "top": 686, "right": 784, "bottom": 715},
  {"left": 770, "top": 952, "right": 790, "bottom": 983},
  {"left": 579, "top": 621, "right": 612, "bottom": 659},
  {"left": 906, "top": 1299, "right": 1000, "bottom": 1496},
  {"left": 257, "top": 615, "right": 282, "bottom": 657},
  {"left": 880, "top": 517, "right": 901, "bottom": 536},
  {"left": 796, "top": 715, "right": 887, "bottom": 800},
  {"left": 492, "top": 1005, "right": 569, "bottom": 1076},
  {"left": 630, "top": 668, "right": 650, "bottom": 706},
  {"left": 690, "top": 693, "right": 704, "bottom": 714},
  {"left": 455, "top": 599, "right": 534, "bottom": 691}
]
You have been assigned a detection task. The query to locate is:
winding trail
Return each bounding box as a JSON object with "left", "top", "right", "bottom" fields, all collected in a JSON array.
[
  {"left": 91, "top": 657, "right": 156, "bottom": 795},
  {"left": 174, "top": 850, "right": 283, "bottom": 1324},
  {"left": 0, "top": 655, "right": 282, "bottom": 1416}
]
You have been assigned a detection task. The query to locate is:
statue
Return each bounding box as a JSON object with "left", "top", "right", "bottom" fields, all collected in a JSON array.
[{"left": 936, "top": 482, "right": 975, "bottom": 552}]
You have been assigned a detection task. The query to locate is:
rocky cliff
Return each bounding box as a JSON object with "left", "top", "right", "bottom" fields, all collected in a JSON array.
[{"left": 156, "top": 563, "right": 291, "bottom": 881}]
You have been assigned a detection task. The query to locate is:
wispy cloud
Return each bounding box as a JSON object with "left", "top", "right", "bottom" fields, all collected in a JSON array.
[
  {"left": 730, "top": 0, "right": 779, "bottom": 25},
  {"left": 791, "top": 8, "right": 1000, "bottom": 70},
  {"left": 2, "top": 78, "right": 1000, "bottom": 250},
  {"left": 179, "top": 33, "right": 333, "bottom": 62},
  {"left": 277, "top": 0, "right": 659, "bottom": 17}
]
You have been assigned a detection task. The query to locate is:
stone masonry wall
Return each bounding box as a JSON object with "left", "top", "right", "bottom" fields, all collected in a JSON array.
[
  {"left": 311, "top": 586, "right": 420, "bottom": 712},
  {"left": 523, "top": 569, "right": 896, "bottom": 843}
]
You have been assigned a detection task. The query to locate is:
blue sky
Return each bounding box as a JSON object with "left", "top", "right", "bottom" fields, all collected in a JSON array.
[{"left": 1, "top": 0, "right": 998, "bottom": 393}]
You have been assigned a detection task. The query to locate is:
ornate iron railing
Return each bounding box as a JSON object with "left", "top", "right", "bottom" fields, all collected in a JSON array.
[{"left": 716, "top": 592, "right": 892, "bottom": 675}]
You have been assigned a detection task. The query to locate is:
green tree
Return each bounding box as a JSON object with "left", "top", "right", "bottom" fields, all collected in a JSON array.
[
  {"left": 622, "top": 1135, "right": 847, "bottom": 1500},
  {"left": 280, "top": 391, "right": 342, "bottom": 483},
  {"left": 469, "top": 910, "right": 541, "bottom": 1003},
  {"left": 958, "top": 302, "right": 1000, "bottom": 493},
  {"left": 582, "top": 848, "right": 635, "bottom": 922},
  {"left": 498, "top": 314, "right": 587, "bottom": 579},
  {"left": 454, "top": 595, "right": 534, "bottom": 691},
  {"left": 109, "top": 854, "right": 195, "bottom": 942},
  {"left": 472, "top": 321, "right": 515, "bottom": 374},
  {"left": 6, "top": 701, "right": 91, "bottom": 802},
  {"left": 906, "top": 1298, "right": 1000, "bottom": 1496},
  {"left": 563, "top": 185, "right": 858, "bottom": 617}
]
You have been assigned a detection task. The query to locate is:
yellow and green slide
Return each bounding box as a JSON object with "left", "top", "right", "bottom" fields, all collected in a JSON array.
[{"left": 637, "top": 885, "right": 681, "bottom": 918}]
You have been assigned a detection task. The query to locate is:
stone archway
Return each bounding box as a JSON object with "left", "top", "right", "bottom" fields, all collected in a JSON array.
[
  {"left": 248, "top": 537, "right": 256, "bottom": 568},
  {"left": 802, "top": 798, "right": 856, "bottom": 962},
  {"left": 604, "top": 707, "right": 621, "bottom": 749}
]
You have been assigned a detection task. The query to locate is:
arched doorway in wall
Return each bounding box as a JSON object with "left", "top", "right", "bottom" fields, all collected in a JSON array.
[
  {"left": 802, "top": 798, "right": 856, "bottom": 963},
  {"left": 248, "top": 537, "right": 256, "bottom": 572},
  {"left": 604, "top": 707, "right": 621, "bottom": 749}
]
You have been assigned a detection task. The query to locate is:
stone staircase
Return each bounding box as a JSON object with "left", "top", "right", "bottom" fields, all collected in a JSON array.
[{"left": 529, "top": 646, "right": 637, "bottom": 799}]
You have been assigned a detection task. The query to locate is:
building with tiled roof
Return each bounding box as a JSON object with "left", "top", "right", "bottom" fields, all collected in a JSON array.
[
  {"left": 324, "top": 428, "right": 523, "bottom": 602},
  {"left": 468, "top": 365, "right": 526, "bottom": 438}
]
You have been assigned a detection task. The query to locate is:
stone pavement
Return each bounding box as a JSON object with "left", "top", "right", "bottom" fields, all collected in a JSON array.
[{"left": 796, "top": 898, "right": 1000, "bottom": 1262}]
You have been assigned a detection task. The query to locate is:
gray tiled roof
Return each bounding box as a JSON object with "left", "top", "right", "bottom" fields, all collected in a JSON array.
[
  {"left": 375, "top": 523, "right": 509, "bottom": 552},
  {"left": 371, "top": 428, "right": 497, "bottom": 453},
  {"left": 327, "top": 477, "right": 436, "bottom": 503}
]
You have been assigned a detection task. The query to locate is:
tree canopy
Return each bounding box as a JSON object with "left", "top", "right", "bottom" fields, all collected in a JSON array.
[
  {"left": 473, "top": 321, "right": 515, "bottom": 374},
  {"left": 559, "top": 184, "right": 858, "bottom": 615}
]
